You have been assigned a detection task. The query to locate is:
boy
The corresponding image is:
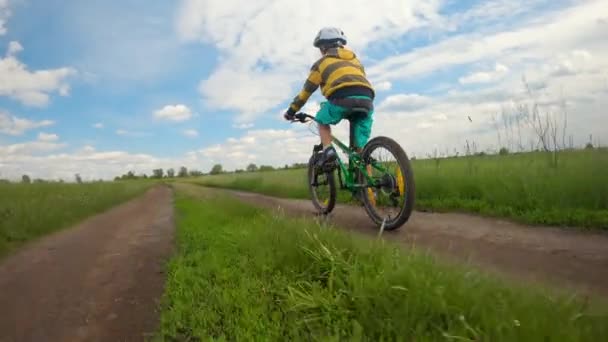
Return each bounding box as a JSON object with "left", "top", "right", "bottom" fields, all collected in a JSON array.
[{"left": 284, "top": 27, "right": 375, "bottom": 168}]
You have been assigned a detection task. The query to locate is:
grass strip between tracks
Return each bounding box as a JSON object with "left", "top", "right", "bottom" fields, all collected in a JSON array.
[{"left": 156, "top": 185, "right": 607, "bottom": 341}]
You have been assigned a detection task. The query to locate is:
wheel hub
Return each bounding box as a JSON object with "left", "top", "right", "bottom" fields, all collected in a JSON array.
[{"left": 379, "top": 173, "right": 396, "bottom": 195}]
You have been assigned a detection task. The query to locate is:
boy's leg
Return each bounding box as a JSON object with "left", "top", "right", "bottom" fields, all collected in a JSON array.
[
  {"left": 315, "top": 102, "right": 344, "bottom": 166},
  {"left": 319, "top": 124, "right": 332, "bottom": 147},
  {"left": 352, "top": 109, "right": 373, "bottom": 150}
]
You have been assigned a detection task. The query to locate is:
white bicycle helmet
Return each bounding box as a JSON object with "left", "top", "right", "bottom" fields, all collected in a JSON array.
[{"left": 313, "top": 27, "right": 347, "bottom": 48}]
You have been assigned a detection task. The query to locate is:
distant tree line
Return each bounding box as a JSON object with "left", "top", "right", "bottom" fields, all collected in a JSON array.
[
  {"left": 2, "top": 174, "right": 95, "bottom": 184},
  {"left": 114, "top": 166, "right": 205, "bottom": 181},
  {"left": 112, "top": 162, "right": 310, "bottom": 181},
  {"left": 0, "top": 162, "right": 309, "bottom": 184},
  {"left": 4, "top": 162, "right": 326, "bottom": 185},
  {"left": 214, "top": 162, "right": 308, "bottom": 175}
]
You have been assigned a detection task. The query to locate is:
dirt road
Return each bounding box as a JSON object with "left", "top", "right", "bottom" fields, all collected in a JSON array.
[
  {"left": 0, "top": 185, "right": 174, "bottom": 342},
  {"left": 230, "top": 190, "right": 608, "bottom": 298}
]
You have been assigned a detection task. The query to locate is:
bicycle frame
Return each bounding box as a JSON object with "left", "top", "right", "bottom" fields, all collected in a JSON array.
[{"left": 329, "top": 133, "right": 388, "bottom": 193}]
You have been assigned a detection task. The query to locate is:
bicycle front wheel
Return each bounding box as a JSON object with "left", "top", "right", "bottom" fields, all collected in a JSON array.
[
  {"left": 360, "top": 136, "right": 415, "bottom": 230},
  {"left": 308, "top": 153, "right": 336, "bottom": 214}
]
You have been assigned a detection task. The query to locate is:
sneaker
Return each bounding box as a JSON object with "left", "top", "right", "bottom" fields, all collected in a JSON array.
[{"left": 315, "top": 146, "right": 338, "bottom": 169}]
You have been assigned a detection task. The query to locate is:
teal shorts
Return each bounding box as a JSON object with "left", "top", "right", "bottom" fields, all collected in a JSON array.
[{"left": 315, "top": 96, "right": 374, "bottom": 148}]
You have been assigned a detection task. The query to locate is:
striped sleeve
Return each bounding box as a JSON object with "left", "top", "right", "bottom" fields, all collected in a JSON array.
[{"left": 287, "top": 64, "right": 322, "bottom": 115}]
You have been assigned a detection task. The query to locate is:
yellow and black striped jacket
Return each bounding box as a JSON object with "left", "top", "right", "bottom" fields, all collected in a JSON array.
[{"left": 287, "top": 47, "right": 375, "bottom": 115}]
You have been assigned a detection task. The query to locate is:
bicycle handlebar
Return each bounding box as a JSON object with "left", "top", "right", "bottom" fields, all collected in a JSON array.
[{"left": 290, "top": 112, "right": 316, "bottom": 123}]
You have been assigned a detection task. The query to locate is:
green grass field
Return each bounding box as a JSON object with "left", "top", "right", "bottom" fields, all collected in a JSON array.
[
  {"left": 156, "top": 185, "right": 607, "bottom": 340},
  {"left": 191, "top": 149, "right": 608, "bottom": 229},
  {"left": 0, "top": 181, "right": 153, "bottom": 257}
]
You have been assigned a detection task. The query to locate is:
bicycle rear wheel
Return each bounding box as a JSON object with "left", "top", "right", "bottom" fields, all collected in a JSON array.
[
  {"left": 308, "top": 153, "right": 336, "bottom": 214},
  {"left": 359, "top": 136, "right": 415, "bottom": 230}
]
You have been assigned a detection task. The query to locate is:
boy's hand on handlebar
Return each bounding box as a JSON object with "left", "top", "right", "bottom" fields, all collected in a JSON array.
[
  {"left": 284, "top": 111, "right": 313, "bottom": 123},
  {"left": 283, "top": 111, "right": 295, "bottom": 121}
]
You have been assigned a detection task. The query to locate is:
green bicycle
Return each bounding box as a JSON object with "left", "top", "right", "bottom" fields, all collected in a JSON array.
[{"left": 291, "top": 110, "right": 415, "bottom": 231}]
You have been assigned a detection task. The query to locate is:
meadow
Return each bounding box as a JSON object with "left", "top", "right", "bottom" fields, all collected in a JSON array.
[
  {"left": 0, "top": 181, "right": 153, "bottom": 257},
  {"left": 191, "top": 149, "right": 608, "bottom": 229},
  {"left": 156, "top": 185, "right": 608, "bottom": 340}
]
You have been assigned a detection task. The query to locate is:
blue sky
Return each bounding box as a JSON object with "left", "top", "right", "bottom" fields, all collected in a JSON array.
[{"left": 1, "top": 0, "right": 607, "bottom": 180}]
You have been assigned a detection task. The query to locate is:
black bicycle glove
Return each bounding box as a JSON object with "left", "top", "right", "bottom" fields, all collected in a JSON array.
[{"left": 283, "top": 110, "right": 295, "bottom": 121}]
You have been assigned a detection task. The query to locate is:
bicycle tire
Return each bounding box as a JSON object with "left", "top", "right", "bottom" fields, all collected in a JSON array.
[
  {"left": 360, "top": 136, "right": 415, "bottom": 230},
  {"left": 307, "top": 154, "right": 337, "bottom": 214}
]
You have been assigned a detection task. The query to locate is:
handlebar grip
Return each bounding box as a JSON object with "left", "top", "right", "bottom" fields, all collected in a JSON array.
[{"left": 294, "top": 113, "right": 308, "bottom": 122}]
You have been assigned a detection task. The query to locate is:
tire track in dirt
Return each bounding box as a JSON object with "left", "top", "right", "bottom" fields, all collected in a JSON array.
[
  {"left": 0, "top": 185, "right": 174, "bottom": 342},
  {"left": 229, "top": 190, "right": 608, "bottom": 298}
]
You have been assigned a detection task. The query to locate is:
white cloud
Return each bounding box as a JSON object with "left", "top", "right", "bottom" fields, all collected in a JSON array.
[
  {"left": 0, "top": 111, "right": 54, "bottom": 136},
  {"left": 7, "top": 40, "right": 21, "bottom": 55},
  {"left": 0, "top": 141, "right": 65, "bottom": 157},
  {"left": 0, "top": 149, "right": 156, "bottom": 181},
  {"left": 368, "top": 1, "right": 607, "bottom": 83},
  {"left": 38, "top": 132, "right": 59, "bottom": 142},
  {"left": 548, "top": 50, "right": 595, "bottom": 77},
  {"left": 375, "top": 81, "right": 392, "bottom": 92},
  {"left": 378, "top": 93, "right": 432, "bottom": 111},
  {"left": 81, "top": 145, "right": 96, "bottom": 153},
  {"left": 432, "top": 113, "right": 448, "bottom": 121},
  {"left": 115, "top": 129, "right": 149, "bottom": 137},
  {"left": 416, "top": 121, "right": 434, "bottom": 129},
  {"left": 0, "top": 0, "right": 10, "bottom": 36},
  {"left": 0, "top": 144, "right": 208, "bottom": 182},
  {"left": 197, "top": 126, "right": 318, "bottom": 170},
  {"left": 0, "top": 41, "right": 76, "bottom": 107},
  {"left": 199, "top": 67, "right": 295, "bottom": 123},
  {"left": 93, "top": 122, "right": 104, "bottom": 129},
  {"left": 0, "top": 132, "right": 66, "bottom": 157},
  {"left": 177, "top": 0, "right": 443, "bottom": 122},
  {"left": 459, "top": 63, "right": 509, "bottom": 85},
  {"left": 183, "top": 129, "right": 199, "bottom": 137},
  {"left": 572, "top": 49, "right": 592, "bottom": 60},
  {"left": 233, "top": 123, "right": 254, "bottom": 129},
  {"left": 153, "top": 104, "right": 193, "bottom": 122}
]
